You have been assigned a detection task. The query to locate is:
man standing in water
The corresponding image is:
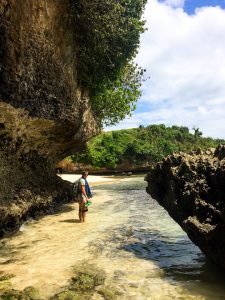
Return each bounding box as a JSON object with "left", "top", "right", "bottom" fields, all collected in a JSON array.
[{"left": 77, "top": 171, "right": 92, "bottom": 222}]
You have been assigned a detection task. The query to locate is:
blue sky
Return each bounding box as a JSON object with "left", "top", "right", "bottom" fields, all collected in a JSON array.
[
  {"left": 159, "top": 0, "right": 225, "bottom": 13},
  {"left": 184, "top": 0, "right": 225, "bottom": 14},
  {"left": 107, "top": 0, "right": 225, "bottom": 139}
]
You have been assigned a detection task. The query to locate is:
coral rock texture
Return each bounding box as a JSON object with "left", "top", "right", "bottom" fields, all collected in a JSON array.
[
  {"left": 146, "top": 145, "right": 225, "bottom": 268},
  {"left": 0, "top": 0, "right": 98, "bottom": 235}
]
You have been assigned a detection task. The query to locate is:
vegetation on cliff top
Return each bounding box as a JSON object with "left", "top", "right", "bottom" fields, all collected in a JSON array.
[
  {"left": 68, "top": 125, "right": 224, "bottom": 169},
  {"left": 70, "top": 0, "right": 147, "bottom": 126}
]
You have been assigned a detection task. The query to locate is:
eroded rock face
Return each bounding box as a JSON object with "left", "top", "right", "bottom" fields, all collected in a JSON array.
[
  {"left": 146, "top": 145, "right": 225, "bottom": 268},
  {"left": 0, "top": 0, "right": 98, "bottom": 235}
]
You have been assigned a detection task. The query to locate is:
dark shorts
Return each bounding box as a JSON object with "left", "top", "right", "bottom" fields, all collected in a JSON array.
[{"left": 79, "top": 202, "right": 88, "bottom": 212}]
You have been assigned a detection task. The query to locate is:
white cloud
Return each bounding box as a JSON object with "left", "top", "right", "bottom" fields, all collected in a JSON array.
[
  {"left": 164, "top": 0, "right": 185, "bottom": 8},
  {"left": 107, "top": 0, "right": 225, "bottom": 139}
]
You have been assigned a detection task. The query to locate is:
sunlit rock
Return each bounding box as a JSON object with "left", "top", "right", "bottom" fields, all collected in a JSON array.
[{"left": 146, "top": 145, "right": 225, "bottom": 269}]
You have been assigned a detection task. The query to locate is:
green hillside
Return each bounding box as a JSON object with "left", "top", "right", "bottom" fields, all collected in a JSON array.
[{"left": 69, "top": 125, "right": 224, "bottom": 169}]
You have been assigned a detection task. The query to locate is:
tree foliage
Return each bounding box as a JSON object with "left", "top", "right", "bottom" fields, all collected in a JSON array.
[
  {"left": 70, "top": 0, "right": 147, "bottom": 126},
  {"left": 70, "top": 125, "right": 225, "bottom": 169},
  {"left": 92, "top": 63, "right": 144, "bottom": 125}
]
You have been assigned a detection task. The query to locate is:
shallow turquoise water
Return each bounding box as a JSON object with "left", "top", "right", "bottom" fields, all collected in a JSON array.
[
  {"left": 92, "top": 176, "right": 225, "bottom": 299},
  {"left": 0, "top": 175, "right": 224, "bottom": 299}
]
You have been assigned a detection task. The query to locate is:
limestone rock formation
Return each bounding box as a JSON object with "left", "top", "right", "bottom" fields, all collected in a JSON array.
[
  {"left": 146, "top": 145, "right": 225, "bottom": 268},
  {"left": 0, "top": 0, "right": 98, "bottom": 235}
]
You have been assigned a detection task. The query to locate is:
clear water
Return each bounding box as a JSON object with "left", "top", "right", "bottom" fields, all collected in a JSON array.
[{"left": 0, "top": 175, "right": 225, "bottom": 299}]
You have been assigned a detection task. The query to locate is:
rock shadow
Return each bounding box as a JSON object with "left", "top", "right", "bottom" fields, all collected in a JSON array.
[
  {"left": 121, "top": 229, "right": 225, "bottom": 299},
  {"left": 54, "top": 204, "right": 75, "bottom": 214},
  {"left": 59, "top": 219, "right": 81, "bottom": 223}
]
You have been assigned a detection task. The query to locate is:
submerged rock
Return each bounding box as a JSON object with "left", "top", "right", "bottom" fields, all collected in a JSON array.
[
  {"left": 145, "top": 145, "right": 225, "bottom": 269},
  {"left": 23, "top": 287, "right": 40, "bottom": 300},
  {"left": 98, "top": 285, "right": 122, "bottom": 300},
  {"left": 70, "top": 265, "right": 106, "bottom": 292},
  {"left": 50, "top": 290, "right": 82, "bottom": 300},
  {"left": 50, "top": 264, "right": 106, "bottom": 300},
  {"left": 0, "top": 274, "right": 15, "bottom": 282},
  {"left": 0, "top": 286, "right": 40, "bottom": 300}
]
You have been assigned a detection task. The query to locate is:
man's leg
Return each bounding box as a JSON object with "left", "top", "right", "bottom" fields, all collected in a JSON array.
[
  {"left": 79, "top": 210, "right": 83, "bottom": 222},
  {"left": 82, "top": 211, "right": 87, "bottom": 222}
]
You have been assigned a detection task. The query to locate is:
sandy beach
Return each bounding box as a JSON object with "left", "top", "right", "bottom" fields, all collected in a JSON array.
[{"left": 59, "top": 173, "right": 122, "bottom": 186}]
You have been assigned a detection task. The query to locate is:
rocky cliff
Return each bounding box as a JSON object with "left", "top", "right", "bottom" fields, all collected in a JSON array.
[
  {"left": 145, "top": 145, "right": 225, "bottom": 268},
  {"left": 0, "top": 0, "right": 98, "bottom": 236}
]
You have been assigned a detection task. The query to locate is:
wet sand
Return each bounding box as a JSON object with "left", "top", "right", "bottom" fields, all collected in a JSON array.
[{"left": 0, "top": 175, "right": 130, "bottom": 298}]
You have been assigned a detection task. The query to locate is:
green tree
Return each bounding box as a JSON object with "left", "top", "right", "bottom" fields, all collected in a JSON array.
[
  {"left": 67, "top": 125, "right": 224, "bottom": 170},
  {"left": 70, "top": 0, "right": 147, "bottom": 126},
  {"left": 193, "top": 127, "right": 203, "bottom": 145}
]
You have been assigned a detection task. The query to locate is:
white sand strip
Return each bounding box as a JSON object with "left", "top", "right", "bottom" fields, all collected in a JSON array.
[{"left": 59, "top": 174, "right": 117, "bottom": 185}]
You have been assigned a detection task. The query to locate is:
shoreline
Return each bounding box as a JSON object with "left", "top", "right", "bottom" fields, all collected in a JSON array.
[
  {"left": 59, "top": 174, "right": 118, "bottom": 184},
  {"left": 57, "top": 169, "right": 150, "bottom": 176},
  {"left": 59, "top": 173, "right": 146, "bottom": 187}
]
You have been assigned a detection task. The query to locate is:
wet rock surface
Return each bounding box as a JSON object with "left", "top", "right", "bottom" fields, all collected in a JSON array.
[
  {"left": 146, "top": 145, "right": 225, "bottom": 269},
  {"left": 0, "top": 0, "right": 98, "bottom": 235}
]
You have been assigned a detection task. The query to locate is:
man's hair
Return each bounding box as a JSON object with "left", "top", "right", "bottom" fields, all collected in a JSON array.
[{"left": 82, "top": 171, "right": 88, "bottom": 176}]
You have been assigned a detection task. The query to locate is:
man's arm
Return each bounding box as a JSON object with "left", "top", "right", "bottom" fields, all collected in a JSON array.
[{"left": 81, "top": 184, "right": 88, "bottom": 203}]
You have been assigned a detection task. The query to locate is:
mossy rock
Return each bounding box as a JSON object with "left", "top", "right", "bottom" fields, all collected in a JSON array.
[
  {"left": 23, "top": 286, "right": 40, "bottom": 300},
  {"left": 98, "top": 286, "right": 121, "bottom": 300},
  {"left": 50, "top": 290, "right": 80, "bottom": 300},
  {"left": 71, "top": 273, "right": 95, "bottom": 292},
  {"left": 0, "top": 289, "right": 23, "bottom": 300},
  {"left": 0, "top": 286, "right": 40, "bottom": 300},
  {"left": 70, "top": 264, "right": 106, "bottom": 292},
  {"left": 0, "top": 275, "right": 15, "bottom": 282},
  {"left": 50, "top": 290, "right": 93, "bottom": 300}
]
